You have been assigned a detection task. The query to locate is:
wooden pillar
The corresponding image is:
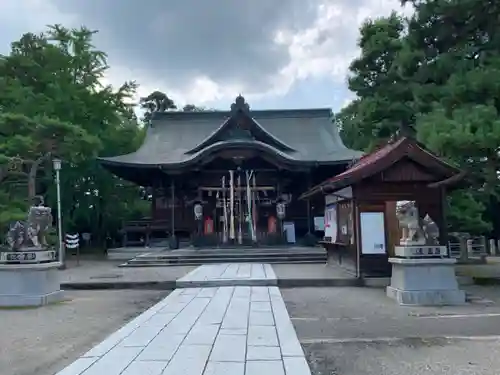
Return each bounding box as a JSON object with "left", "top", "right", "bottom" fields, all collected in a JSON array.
[
  {"left": 151, "top": 184, "right": 157, "bottom": 220},
  {"left": 276, "top": 178, "right": 283, "bottom": 239},
  {"left": 197, "top": 188, "right": 203, "bottom": 236},
  {"left": 169, "top": 179, "right": 179, "bottom": 249},
  {"left": 353, "top": 200, "right": 361, "bottom": 278},
  {"left": 306, "top": 172, "right": 312, "bottom": 233}
]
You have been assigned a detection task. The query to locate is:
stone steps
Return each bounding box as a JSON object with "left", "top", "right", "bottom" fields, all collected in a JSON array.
[
  {"left": 121, "top": 259, "right": 325, "bottom": 268},
  {"left": 120, "top": 248, "right": 327, "bottom": 267},
  {"left": 107, "top": 247, "right": 163, "bottom": 261}
]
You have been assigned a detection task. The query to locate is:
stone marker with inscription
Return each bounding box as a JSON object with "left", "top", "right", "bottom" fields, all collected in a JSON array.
[
  {"left": 0, "top": 196, "right": 64, "bottom": 307},
  {"left": 386, "top": 201, "right": 466, "bottom": 306}
]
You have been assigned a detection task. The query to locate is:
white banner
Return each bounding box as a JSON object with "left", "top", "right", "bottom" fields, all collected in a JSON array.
[{"left": 324, "top": 205, "right": 337, "bottom": 243}]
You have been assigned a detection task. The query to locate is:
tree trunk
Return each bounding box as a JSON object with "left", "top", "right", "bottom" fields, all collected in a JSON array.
[{"left": 28, "top": 153, "right": 51, "bottom": 201}]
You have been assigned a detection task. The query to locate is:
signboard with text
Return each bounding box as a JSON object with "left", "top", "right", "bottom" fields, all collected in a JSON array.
[{"left": 0, "top": 250, "right": 55, "bottom": 264}]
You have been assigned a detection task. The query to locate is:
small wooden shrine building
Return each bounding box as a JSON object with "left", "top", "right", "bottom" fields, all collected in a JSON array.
[
  {"left": 98, "top": 95, "right": 363, "bottom": 247},
  {"left": 300, "top": 134, "right": 465, "bottom": 277}
]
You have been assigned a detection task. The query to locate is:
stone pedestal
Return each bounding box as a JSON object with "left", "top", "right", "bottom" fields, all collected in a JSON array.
[
  {"left": 387, "top": 246, "right": 466, "bottom": 306},
  {"left": 0, "top": 249, "right": 56, "bottom": 263},
  {"left": 0, "top": 261, "right": 64, "bottom": 307}
]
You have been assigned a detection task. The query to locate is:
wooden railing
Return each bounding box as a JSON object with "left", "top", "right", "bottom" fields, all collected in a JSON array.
[{"left": 121, "top": 219, "right": 170, "bottom": 247}]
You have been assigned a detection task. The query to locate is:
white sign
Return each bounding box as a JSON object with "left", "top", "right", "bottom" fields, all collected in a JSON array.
[
  {"left": 360, "top": 212, "right": 386, "bottom": 254},
  {"left": 314, "top": 216, "right": 324, "bottom": 231},
  {"left": 283, "top": 221, "right": 296, "bottom": 243},
  {"left": 325, "top": 187, "right": 353, "bottom": 205},
  {"left": 0, "top": 250, "right": 56, "bottom": 263},
  {"left": 324, "top": 204, "right": 337, "bottom": 243}
]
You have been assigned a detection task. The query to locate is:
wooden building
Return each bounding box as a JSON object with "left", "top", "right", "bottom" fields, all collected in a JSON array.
[
  {"left": 98, "top": 95, "right": 362, "bottom": 248},
  {"left": 300, "top": 135, "right": 465, "bottom": 277}
]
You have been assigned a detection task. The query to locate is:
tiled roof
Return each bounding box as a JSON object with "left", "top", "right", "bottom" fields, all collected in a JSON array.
[
  {"left": 99, "top": 107, "right": 363, "bottom": 169},
  {"left": 327, "top": 138, "right": 405, "bottom": 184},
  {"left": 300, "top": 136, "right": 463, "bottom": 199}
]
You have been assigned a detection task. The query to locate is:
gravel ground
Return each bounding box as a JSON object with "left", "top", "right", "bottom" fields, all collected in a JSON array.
[
  {"left": 281, "top": 286, "right": 500, "bottom": 375},
  {"left": 59, "top": 258, "right": 196, "bottom": 284},
  {"left": 303, "top": 338, "right": 500, "bottom": 375},
  {"left": 0, "top": 290, "right": 169, "bottom": 375}
]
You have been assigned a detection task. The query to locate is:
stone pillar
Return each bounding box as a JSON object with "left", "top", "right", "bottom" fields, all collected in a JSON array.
[
  {"left": 467, "top": 239, "right": 474, "bottom": 258},
  {"left": 489, "top": 239, "right": 496, "bottom": 256},
  {"left": 459, "top": 236, "right": 469, "bottom": 261}
]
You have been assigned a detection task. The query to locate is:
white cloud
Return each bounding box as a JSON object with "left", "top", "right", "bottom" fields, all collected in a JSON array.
[{"left": 0, "top": 0, "right": 413, "bottom": 107}]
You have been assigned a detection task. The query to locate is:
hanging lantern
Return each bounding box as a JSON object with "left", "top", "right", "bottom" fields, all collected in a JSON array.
[
  {"left": 276, "top": 202, "right": 286, "bottom": 219},
  {"left": 194, "top": 203, "right": 203, "bottom": 221}
]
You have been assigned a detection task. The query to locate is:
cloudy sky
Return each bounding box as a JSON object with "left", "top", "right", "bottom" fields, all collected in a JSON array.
[{"left": 0, "top": 0, "right": 410, "bottom": 112}]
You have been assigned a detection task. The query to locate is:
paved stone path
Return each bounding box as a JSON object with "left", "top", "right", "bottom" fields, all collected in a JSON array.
[
  {"left": 57, "top": 284, "right": 311, "bottom": 375},
  {"left": 176, "top": 263, "right": 277, "bottom": 288}
]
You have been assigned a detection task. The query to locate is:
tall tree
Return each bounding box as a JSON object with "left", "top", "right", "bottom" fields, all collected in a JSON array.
[
  {"left": 402, "top": 0, "right": 500, "bottom": 233},
  {"left": 338, "top": 1, "right": 500, "bottom": 233},
  {"left": 340, "top": 13, "right": 410, "bottom": 151},
  {"left": 140, "top": 91, "right": 176, "bottom": 123},
  {"left": 182, "top": 104, "right": 212, "bottom": 112},
  {"left": 0, "top": 25, "right": 148, "bottom": 244}
]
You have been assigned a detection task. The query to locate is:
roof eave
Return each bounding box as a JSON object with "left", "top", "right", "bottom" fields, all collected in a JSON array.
[
  {"left": 427, "top": 170, "right": 467, "bottom": 189},
  {"left": 98, "top": 157, "right": 161, "bottom": 169},
  {"left": 99, "top": 141, "right": 357, "bottom": 172}
]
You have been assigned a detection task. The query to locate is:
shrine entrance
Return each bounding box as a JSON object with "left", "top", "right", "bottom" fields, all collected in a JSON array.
[{"left": 198, "top": 169, "right": 280, "bottom": 246}]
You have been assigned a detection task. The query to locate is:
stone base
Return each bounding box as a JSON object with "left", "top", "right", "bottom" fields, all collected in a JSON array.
[
  {"left": 0, "top": 290, "right": 65, "bottom": 307},
  {"left": 386, "top": 257, "right": 466, "bottom": 306},
  {"left": 0, "top": 262, "right": 64, "bottom": 307},
  {"left": 386, "top": 286, "right": 466, "bottom": 306},
  {"left": 0, "top": 249, "right": 56, "bottom": 264},
  {"left": 394, "top": 245, "right": 447, "bottom": 258}
]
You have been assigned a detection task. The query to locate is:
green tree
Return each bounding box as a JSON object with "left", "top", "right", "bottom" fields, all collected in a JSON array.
[
  {"left": 403, "top": 0, "right": 500, "bottom": 233},
  {"left": 0, "top": 25, "right": 148, "bottom": 245},
  {"left": 182, "top": 104, "right": 215, "bottom": 112},
  {"left": 140, "top": 91, "right": 176, "bottom": 123},
  {"left": 339, "top": 13, "right": 411, "bottom": 151},
  {"left": 338, "top": 0, "right": 499, "bottom": 233}
]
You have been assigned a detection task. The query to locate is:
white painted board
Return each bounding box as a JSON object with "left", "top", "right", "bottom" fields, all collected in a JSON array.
[
  {"left": 283, "top": 221, "right": 296, "bottom": 243},
  {"left": 314, "top": 216, "right": 324, "bottom": 231},
  {"left": 360, "top": 212, "right": 386, "bottom": 254}
]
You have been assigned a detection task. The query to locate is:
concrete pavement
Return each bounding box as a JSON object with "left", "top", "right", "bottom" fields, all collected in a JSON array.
[
  {"left": 56, "top": 264, "right": 312, "bottom": 375},
  {"left": 176, "top": 263, "right": 277, "bottom": 287}
]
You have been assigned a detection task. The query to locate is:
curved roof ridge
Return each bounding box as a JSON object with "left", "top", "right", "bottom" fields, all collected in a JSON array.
[
  {"left": 183, "top": 117, "right": 231, "bottom": 154},
  {"left": 190, "top": 139, "right": 298, "bottom": 161},
  {"left": 185, "top": 112, "right": 296, "bottom": 155},
  {"left": 248, "top": 117, "right": 296, "bottom": 151}
]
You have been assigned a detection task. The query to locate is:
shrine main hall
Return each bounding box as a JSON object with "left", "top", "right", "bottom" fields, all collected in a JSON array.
[{"left": 98, "top": 95, "right": 362, "bottom": 248}]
